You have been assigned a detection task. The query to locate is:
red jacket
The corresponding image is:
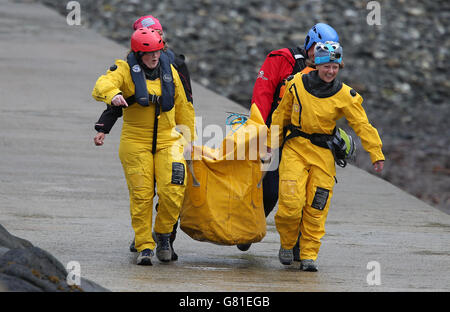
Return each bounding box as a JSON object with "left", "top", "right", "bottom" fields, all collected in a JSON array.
[{"left": 251, "top": 48, "right": 309, "bottom": 123}]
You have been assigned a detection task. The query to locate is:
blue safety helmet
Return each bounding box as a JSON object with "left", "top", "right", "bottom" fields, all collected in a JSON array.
[
  {"left": 314, "top": 41, "right": 343, "bottom": 65},
  {"left": 304, "top": 23, "right": 339, "bottom": 51}
]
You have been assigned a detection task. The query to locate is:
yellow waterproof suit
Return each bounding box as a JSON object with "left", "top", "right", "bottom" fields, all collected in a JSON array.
[
  {"left": 269, "top": 71, "right": 384, "bottom": 261},
  {"left": 92, "top": 59, "right": 195, "bottom": 252}
]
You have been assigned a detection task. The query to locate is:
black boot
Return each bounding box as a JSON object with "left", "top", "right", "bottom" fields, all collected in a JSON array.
[
  {"left": 154, "top": 232, "right": 172, "bottom": 262},
  {"left": 236, "top": 243, "right": 252, "bottom": 251}
]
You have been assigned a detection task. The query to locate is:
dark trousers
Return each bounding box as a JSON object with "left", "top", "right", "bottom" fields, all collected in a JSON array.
[
  {"left": 262, "top": 149, "right": 281, "bottom": 217},
  {"left": 263, "top": 167, "right": 279, "bottom": 217}
]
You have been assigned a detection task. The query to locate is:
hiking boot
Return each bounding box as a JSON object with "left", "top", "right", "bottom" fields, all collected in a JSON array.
[
  {"left": 153, "top": 232, "right": 172, "bottom": 262},
  {"left": 136, "top": 248, "right": 154, "bottom": 265},
  {"left": 300, "top": 259, "right": 318, "bottom": 272},
  {"left": 236, "top": 243, "right": 252, "bottom": 251},
  {"left": 278, "top": 247, "right": 293, "bottom": 265},
  {"left": 129, "top": 239, "right": 137, "bottom": 252}
]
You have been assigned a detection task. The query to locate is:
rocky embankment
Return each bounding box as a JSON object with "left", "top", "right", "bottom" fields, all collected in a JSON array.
[
  {"left": 38, "top": 0, "right": 449, "bottom": 212},
  {"left": 0, "top": 224, "right": 108, "bottom": 291}
]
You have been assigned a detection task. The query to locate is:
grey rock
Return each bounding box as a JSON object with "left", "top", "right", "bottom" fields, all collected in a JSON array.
[
  {"left": 0, "top": 247, "right": 9, "bottom": 258},
  {"left": 0, "top": 273, "right": 43, "bottom": 292},
  {"left": 0, "top": 246, "right": 109, "bottom": 292},
  {"left": 0, "top": 224, "right": 33, "bottom": 250},
  {"left": 0, "top": 225, "right": 109, "bottom": 292}
]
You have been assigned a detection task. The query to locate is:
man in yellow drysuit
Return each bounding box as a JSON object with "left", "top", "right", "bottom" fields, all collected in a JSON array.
[
  {"left": 92, "top": 28, "right": 195, "bottom": 265},
  {"left": 269, "top": 41, "right": 385, "bottom": 271}
]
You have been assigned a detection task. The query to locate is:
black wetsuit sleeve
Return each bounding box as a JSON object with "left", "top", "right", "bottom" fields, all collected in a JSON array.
[{"left": 94, "top": 105, "right": 123, "bottom": 134}]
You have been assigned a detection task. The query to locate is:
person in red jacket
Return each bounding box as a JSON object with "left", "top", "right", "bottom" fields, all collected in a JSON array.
[{"left": 237, "top": 23, "right": 340, "bottom": 257}]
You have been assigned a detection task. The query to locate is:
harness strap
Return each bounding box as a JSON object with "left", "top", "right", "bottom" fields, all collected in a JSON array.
[
  {"left": 288, "top": 47, "right": 306, "bottom": 75},
  {"left": 125, "top": 94, "right": 160, "bottom": 107},
  {"left": 283, "top": 125, "right": 331, "bottom": 149},
  {"left": 152, "top": 103, "right": 161, "bottom": 155},
  {"left": 282, "top": 125, "right": 346, "bottom": 168}
]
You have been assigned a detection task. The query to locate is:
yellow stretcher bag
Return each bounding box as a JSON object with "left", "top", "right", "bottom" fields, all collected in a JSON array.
[{"left": 180, "top": 105, "right": 268, "bottom": 245}]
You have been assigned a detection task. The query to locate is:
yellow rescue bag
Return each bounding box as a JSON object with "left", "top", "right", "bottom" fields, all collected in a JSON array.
[{"left": 180, "top": 104, "right": 268, "bottom": 245}]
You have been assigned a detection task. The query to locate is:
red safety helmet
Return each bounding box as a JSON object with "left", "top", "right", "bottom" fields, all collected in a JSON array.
[{"left": 130, "top": 28, "right": 164, "bottom": 53}]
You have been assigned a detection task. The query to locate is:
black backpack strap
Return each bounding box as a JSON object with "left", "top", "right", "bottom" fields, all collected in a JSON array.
[
  {"left": 173, "top": 54, "right": 193, "bottom": 104},
  {"left": 266, "top": 81, "right": 284, "bottom": 127},
  {"left": 288, "top": 47, "right": 307, "bottom": 75}
]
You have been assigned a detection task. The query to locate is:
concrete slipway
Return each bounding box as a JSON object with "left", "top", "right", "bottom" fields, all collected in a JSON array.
[{"left": 0, "top": 0, "right": 449, "bottom": 292}]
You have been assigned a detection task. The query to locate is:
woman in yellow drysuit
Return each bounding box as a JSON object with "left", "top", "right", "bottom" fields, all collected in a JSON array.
[
  {"left": 92, "top": 28, "right": 195, "bottom": 265},
  {"left": 269, "top": 41, "right": 384, "bottom": 271}
]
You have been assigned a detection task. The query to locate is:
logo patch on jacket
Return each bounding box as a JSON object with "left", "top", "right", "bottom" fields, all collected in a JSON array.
[
  {"left": 132, "top": 64, "right": 141, "bottom": 73},
  {"left": 257, "top": 70, "right": 268, "bottom": 80},
  {"left": 163, "top": 73, "right": 173, "bottom": 82}
]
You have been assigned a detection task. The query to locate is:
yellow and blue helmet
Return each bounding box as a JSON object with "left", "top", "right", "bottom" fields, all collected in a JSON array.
[{"left": 314, "top": 41, "right": 343, "bottom": 65}]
